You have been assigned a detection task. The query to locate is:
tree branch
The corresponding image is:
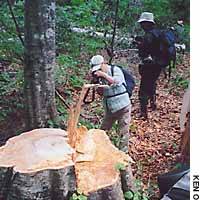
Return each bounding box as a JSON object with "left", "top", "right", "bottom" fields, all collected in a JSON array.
[
  {"left": 55, "top": 89, "right": 70, "bottom": 109},
  {"left": 6, "top": 0, "right": 24, "bottom": 46},
  {"left": 109, "top": 0, "right": 119, "bottom": 64}
]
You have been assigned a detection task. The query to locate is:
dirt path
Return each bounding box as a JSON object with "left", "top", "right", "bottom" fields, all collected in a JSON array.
[{"left": 126, "top": 53, "right": 190, "bottom": 199}]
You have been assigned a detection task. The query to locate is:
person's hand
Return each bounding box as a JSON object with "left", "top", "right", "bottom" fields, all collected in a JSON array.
[
  {"left": 96, "top": 87, "right": 104, "bottom": 96},
  {"left": 94, "top": 70, "right": 106, "bottom": 78},
  {"left": 94, "top": 70, "right": 115, "bottom": 85}
]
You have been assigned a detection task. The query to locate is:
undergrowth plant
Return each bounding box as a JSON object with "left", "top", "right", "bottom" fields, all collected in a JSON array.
[
  {"left": 0, "top": 65, "right": 24, "bottom": 122},
  {"left": 0, "top": 1, "right": 24, "bottom": 62},
  {"left": 79, "top": 119, "right": 100, "bottom": 130},
  {"left": 70, "top": 190, "right": 87, "bottom": 200},
  {"left": 124, "top": 179, "right": 150, "bottom": 200}
]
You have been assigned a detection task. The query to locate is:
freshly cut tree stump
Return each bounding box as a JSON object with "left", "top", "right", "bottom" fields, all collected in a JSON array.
[
  {"left": 0, "top": 85, "right": 134, "bottom": 200},
  {"left": 0, "top": 128, "right": 76, "bottom": 200},
  {"left": 0, "top": 128, "right": 132, "bottom": 200}
]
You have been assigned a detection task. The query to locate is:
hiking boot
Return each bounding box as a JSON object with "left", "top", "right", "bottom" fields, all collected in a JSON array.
[
  {"left": 150, "top": 95, "right": 157, "bottom": 111},
  {"left": 136, "top": 112, "right": 148, "bottom": 120},
  {"left": 150, "top": 102, "right": 157, "bottom": 111}
]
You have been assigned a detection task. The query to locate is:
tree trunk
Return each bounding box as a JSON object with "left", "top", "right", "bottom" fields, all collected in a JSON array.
[{"left": 24, "top": 0, "right": 57, "bottom": 130}]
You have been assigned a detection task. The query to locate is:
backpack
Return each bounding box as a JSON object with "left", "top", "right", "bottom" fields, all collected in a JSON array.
[
  {"left": 111, "top": 65, "right": 135, "bottom": 98},
  {"left": 151, "top": 28, "right": 176, "bottom": 66},
  {"left": 161, "top": 29, "right": 176, "bottom": 64},
  {"left": 150, "top": 29, "right": 176, "bottom": 80}
]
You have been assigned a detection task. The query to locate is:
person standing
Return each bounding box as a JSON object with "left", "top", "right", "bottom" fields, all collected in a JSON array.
[
  {"left": 136, "top": 12, "right": 169, "bottom": 119},
  {"left": 175, "top": 19, "right": 185, "bottom": 44},
  {"left": 89, "top": 55, "right": 132, "bottom": 153}
]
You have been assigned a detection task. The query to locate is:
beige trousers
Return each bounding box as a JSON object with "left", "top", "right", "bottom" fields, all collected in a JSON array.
[{"left": 101, "top": 104, "right": 132, "bottom": 153}]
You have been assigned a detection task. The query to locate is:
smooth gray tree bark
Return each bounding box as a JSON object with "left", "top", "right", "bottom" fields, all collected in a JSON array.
[{"left": 24, "top": 0, "right": 57, "bottom": 130}]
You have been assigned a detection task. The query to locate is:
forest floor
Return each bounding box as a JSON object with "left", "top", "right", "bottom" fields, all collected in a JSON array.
[
  {"left": 0, "top": 51, "right": 190, "bottom": 199},
  {"left": 119, "top": 51, "right": 190, "bottom": 199}
]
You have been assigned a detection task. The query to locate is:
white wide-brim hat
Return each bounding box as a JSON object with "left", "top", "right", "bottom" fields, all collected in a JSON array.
[
  {"left": 90, "top": 55, "right": 104, "bottom": 72},
  {"left": 137, "top": 12, "right": 155, "bottom": 24}
]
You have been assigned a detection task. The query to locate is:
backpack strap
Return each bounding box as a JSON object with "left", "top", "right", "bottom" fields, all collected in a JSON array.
[
  {"left": 111, "top": 65, "right": 127, "bottom": 90},
  {"left": 149, "top": 29, "right": 161, "bottom": 39},
  {"left": 105, "top": 65, "right": 128, "bottom": 98}
]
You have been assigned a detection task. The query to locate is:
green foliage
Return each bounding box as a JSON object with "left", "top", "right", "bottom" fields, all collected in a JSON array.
[
  {"left": 69, "top": 75, "right": 84, "bottom": 89},
  {"left": 126, "top": 179, "right": 149, "bottom": 200},
  {"left": 0, "top": 67, "right": 23, "bottom": 96},
  {"left": 56, "top": 2, "right": 104, "bottom": 57},
  {"left": 0, "top": 1, "right": 24, "bottom": 61},
  {"left": 142, "top": 0, "right": 174, "bottom": 27},
  {"left": 124, "top": 190, "right": 149, "bottom": 200},
  {"left": 115, "top": 162, "right": 126, "bottom": 171},
  {"left": 63, "top": 0, "right": 102, "bottom": 27},
  {"left": 132, "top": 177, "right": 159, "bottom": 200},
  {"left": 0, "top": 63, "right": 24, "bottom": 123},
  {"left": 82, "top": 37, "right": 104, "bottom": 54},
  {"left": 107, "top": 122, "right": 121, "bottom": 147},
  {"left": 124, "top": 191, "right": 134, "bottom": 199},
  {"left": 79, "top": 119, "right": 100, "bottom": 129},
  {"left": 182, "top": 24, "right": 190, "bottom": 49},
  {"left": 109, "top": 133, "right": 121, "bottom": 147},
  {"left": 168, "top": 0, "right": 190, "bottom": 23},
  {"left": 55, "top": 54, "right": 83, "bottom": 87},
  {"left": 173, "top": 75, "right": 189, "bottom": 89},
  {"left": 97, "top": 0, "right": 141, "bottom": 33},
  {"left": 70, "top": 191, "right": 87, "bottom": 200},
  {"left": 142, "top": 0, "right": 189, "bottom": 27},
  {"left": 48, "top": 100, "right": 68, "bottom": 129},
  {"left": 0, "top": 103, "right": 11, "bottom": 122},
  {"left": 0, "top": 92, "right": 24, "bottom": 123}
]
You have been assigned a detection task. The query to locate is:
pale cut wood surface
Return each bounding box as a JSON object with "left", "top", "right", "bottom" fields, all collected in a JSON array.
[
  {"left": 0, "top": 128, "right": 74, "bottom": 173},
  {"left": 75, "top": 129, "right": 131, "bottom": 196}
]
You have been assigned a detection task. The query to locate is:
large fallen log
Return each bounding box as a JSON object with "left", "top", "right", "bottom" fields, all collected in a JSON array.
[{"left": 0, "top": 84, "right": 134, "bottom": 200}]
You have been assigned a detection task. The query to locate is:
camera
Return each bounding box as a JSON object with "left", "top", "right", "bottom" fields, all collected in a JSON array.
[
  {"left": 132, "top": 35, "right": 144, "bottom": 48},
  {"left": 91, "top": 70, "right": 103, "bottom": 84}
]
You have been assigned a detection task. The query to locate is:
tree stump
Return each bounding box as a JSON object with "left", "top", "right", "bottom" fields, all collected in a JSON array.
[
  {"left": 0, "top": 128, "right": 76, "bottom": 200},
  {"left": 0, "top": 85, "right": 134, "bottom": 199},
  {"left": 0, "top": 127, "right": 133, "bottom": 200}
]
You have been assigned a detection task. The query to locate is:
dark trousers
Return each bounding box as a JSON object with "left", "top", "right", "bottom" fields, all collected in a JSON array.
[{"left": 138, "top": 63, "right": 162, "bottom": 114}]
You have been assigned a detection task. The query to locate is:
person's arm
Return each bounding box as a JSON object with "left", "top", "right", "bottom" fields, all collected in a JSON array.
[
  {"left": 94, "top": 71, "right": 116, "bottom": 85},
  {"left": 94, "top": 66, "right": 124, "bottom": 86}
]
